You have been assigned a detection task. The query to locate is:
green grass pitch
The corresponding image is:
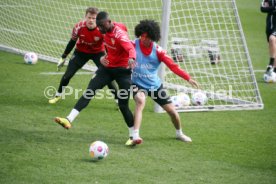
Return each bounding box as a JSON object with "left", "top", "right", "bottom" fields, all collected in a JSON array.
[{"left": 0, "top": 0, "right": 276, "bottom": 183}]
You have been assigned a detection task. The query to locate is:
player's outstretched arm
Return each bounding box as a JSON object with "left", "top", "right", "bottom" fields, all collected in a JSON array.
[
  {"left": 188, "top": 79, "right": 199, "bottom": 89},
  {"left": 128, "top": 58, "right": 136, "bottom": 69},
  {"left": 57, "top": 39, "right": 76, "bottom": 71}
]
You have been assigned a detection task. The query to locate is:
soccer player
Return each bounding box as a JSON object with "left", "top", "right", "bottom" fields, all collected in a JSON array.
[
  {"left": 127, "top": 19, "right": 199, "bottom": 145},
  {"left": 261, "top": 0, "right": 276, "bottom": 74},
  {"left": 54, "top": 11, "right": 136, "bottom": 142},
  {"left": 49, "top": 7, "right": 118, "bottom": 104}
]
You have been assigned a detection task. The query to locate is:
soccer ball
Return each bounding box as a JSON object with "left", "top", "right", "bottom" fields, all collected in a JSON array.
[
  {"left": 178, "top": 93, "right": 191, "bottom": 106},
  {"left": 171, "top": 95, "right": 182, "bottom": 108},
  {"left": 191, "top": 92, "right": 208, "bottom": 106},
  {"left": 24, "top": 52, "right": 38, "bottom": 64},
  {"left": 263, "top": 72, "right": 276, "bottom": 83},
  {"left": 89, "top": 141, "right": 109, "bottom": 160},
  {"left": 171, "top": 93, "right": 191, "bottom": 108}
]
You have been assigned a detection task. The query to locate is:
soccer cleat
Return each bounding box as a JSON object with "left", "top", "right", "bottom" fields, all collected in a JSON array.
[
  {"left": 265, "top": 65, "right": 273, "bottom": 74},
  {"left": 54, "top": 117, "right": 71, "bottom": 129},
  {"left": 176, "top": 134, "right": 192, "bottom": 143},
  {"left": 125, "top": 138, "right": 134, "bottom": 146},
  {"left": 49, "top": 96, "right": 61, "bottom": 104},
  {"left": 125, "top": 137, "right": 143, "bottom": 146},
  {"left": 133, "top": 137, "right": 143, "bottom": 145}
]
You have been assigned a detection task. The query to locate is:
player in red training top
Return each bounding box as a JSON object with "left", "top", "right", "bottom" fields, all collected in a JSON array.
[
  {"left": 127, "top": 20, "right": 199, "bottom": 146},
  {"left": 54, "top": 11, "right": 136, "bottom": 144},
  {"left": 49, "top": 7, "right": 118, "bottom": 104}
]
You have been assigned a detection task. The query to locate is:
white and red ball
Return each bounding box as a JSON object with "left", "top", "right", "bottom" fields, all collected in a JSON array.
[
  {"left": 24, "top": 52, "right": 38, "bottom": 64},
  {"left": 89, "top": 141, "right": 109, "bottom": 160},
  {"left": 171, "top": 95, "right": 182, "bottom": 108},
  {"left": 191, "top": 92, "right": 208, "bottom": 106},
  {"left": 171, "top": 93, "right": 191, "bottom": 108},
  {"left": 263, "top": 72, "right": 276, "bottom": 83},
  {"left": 178, "top": 93, "right": 191, "bottom": 106}
]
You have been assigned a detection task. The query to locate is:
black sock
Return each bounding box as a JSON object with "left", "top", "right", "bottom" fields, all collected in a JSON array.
[
  {"left": 269, "top": 58, "right": 274, "bottom": 66},
  {"left": 274, "top": 68, "right": 276, "bottom": 73}
]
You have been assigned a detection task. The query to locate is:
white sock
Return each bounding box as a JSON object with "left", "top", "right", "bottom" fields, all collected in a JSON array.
[
  {"left": 133, "top": 129, "right": 140, "bottom": 140},
  {"left": 55, "top": 92, "right": 62, "bottom": 97},
  {"left": 128, "top": 127, "right": 134, "bottom": 138},
  {"left": 66, "top": 109, "right": 79, "bottom": 123},
  {"left": 176, "top": 129, "right": 183, "bottom": 137}
]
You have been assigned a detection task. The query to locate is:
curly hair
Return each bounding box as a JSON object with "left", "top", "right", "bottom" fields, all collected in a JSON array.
[{"left": 135, "top": 19, "right": 161, "bottom": 42}]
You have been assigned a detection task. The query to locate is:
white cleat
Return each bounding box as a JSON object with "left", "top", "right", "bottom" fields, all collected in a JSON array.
[{"left": 176, "top": 134, "right": 192, "bottom": 143}]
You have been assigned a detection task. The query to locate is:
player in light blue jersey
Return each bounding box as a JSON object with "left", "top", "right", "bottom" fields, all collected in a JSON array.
[{"left": 125, "top": 20, "right": 199, "bottom": 146}]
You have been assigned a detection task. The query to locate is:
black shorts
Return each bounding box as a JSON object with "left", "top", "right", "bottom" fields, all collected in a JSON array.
[
  {"left": 69, "top": 50, "right": 105, "bottom": 68},
  {"left": 266, "top": 15, "right": 276, "bottom": 41},
  {"left": 132, "top": 84, "right": 172, "bottom": 106},
  {"left": 266, "top": 29, "right": 276, "bottom": 42},
  {"left": 63, "top": 50, "right": 105, "bottom": 80}
]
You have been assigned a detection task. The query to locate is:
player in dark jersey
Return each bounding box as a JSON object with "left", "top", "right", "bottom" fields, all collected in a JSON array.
[
  {"left": 49, "top": 7, "right": 118, "bottom": 104},
  {"left": 261, "top": 0, "right": 276, "bottom": 74},
  {"left": 54, "top": 12, "right": 136, "bottom": 143},
  {"left": 127, "top": 20, "right": 199, "bottom": 146}
]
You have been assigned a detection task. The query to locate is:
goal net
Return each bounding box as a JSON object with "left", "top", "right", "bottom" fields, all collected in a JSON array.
[{"left": 0, "top": 0, "right": 263, "bottom": 112}]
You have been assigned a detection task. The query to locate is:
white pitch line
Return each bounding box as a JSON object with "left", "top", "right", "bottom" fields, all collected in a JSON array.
[
  {"left": 0, "top": 27, "right": 26, "bottom": 34},
  {"left": 200, "top": 70, "right": 236, "bottom": 80},
  {"left": 40, "top": 71, "right": 93, "bottom": 75},
  {"left": 240, "top": 69, "right": 266, "bottom": 73},
  {"left": 253, "top": 70, "right": 265, "bottom": 73},
  {"left": 0, "top": 5, "right": 33, "bottom": 8},
  {"left": 167, "top": 69, "right": 235, "bottom": 80}
]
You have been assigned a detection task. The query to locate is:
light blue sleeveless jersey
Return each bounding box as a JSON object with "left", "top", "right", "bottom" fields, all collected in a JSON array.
[{"left": 132, "top": 39, "right": 161, "bottom": 90}]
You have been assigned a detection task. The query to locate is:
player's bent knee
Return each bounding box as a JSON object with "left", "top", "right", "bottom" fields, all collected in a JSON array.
[
  {"left": 269, "top": 35, "right": 276, "bottom": 43},
  {"left": 135, "top": 96, "right": 146, "bottom": 107}
]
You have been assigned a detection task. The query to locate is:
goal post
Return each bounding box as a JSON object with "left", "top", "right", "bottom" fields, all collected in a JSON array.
[
  {"left": 155, "top": 0, "right": 172, "bottom": 113},
  {"left": 0, "top": 0, "right": 263, "bottom": 112}
]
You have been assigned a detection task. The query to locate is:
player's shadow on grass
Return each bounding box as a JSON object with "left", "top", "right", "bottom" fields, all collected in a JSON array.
[{"left": 81, "top": 158, "right": 106, "bottom": 163}]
